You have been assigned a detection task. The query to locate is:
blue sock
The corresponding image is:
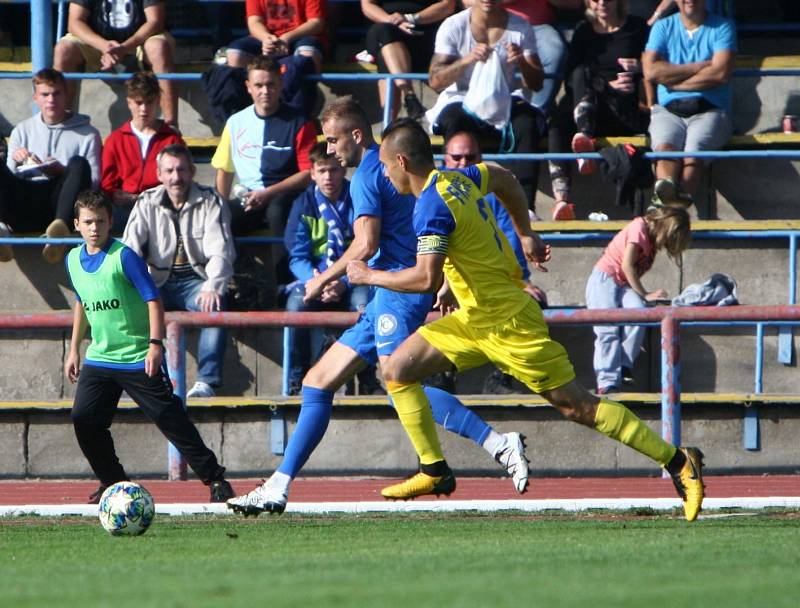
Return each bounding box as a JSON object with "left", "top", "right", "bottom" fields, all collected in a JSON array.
[
  {"left": 276, "top": 385, "right": 333, "bottom": 479},
  {"left": 423, "top": 386, "right": 492, "bottom": 446}
]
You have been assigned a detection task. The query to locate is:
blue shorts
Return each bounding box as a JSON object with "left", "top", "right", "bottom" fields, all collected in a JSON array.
[
  {"left": 338, "top": 287, "right": 433, "bottom": 365},
  {"left": 227, "top": 35, "right": 325, "bottom": 58}
]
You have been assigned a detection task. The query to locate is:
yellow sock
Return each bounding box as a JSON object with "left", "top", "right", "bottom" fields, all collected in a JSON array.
[
  {"left": 386, "top": 380, "right": 445, "bottom": 466},
  {"left": 594, "top": 399, "right": 677, "bottom": 466}
]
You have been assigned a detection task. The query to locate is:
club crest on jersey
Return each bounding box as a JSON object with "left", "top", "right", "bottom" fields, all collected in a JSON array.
[
  {"left": 377, "top": 314, "right": 398, "bottom": 336},
  {"left": 88, "top": 299, "right": 121, "bottom": 312}
]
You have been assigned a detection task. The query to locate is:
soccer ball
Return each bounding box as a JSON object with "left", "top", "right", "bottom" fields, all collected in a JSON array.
[{"left": 98, "top": 481, "right": 156, "bottom": 536}]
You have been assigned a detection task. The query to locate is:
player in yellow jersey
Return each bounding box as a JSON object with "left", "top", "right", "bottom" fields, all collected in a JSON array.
[{"left": 347, "top": 119, "right": 706, "bottom": 521}]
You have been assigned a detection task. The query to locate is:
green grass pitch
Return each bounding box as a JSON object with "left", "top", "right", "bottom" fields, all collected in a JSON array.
[{"left": 2, "top": 511, "right": 800, "bottom": 607}]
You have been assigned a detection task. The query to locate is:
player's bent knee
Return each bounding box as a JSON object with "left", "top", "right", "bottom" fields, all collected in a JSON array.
[
  {"left": 542, "top": 380, "right": 599, "bottom": 426},
  {"left": 380, "top": 357, "right": 415, "bottom": 385}
]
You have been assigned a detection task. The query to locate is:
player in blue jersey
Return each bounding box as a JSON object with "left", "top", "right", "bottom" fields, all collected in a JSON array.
[
  {"left": 227, "top": 97, "right": 529, "bottom": 516},
  {"left": 346, "top": 119, "right": 705, "bottom": 521}
]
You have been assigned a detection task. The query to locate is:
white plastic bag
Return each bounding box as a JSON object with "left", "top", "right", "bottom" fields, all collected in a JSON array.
[{"left": 463, "top": 49, "right": 511, "bottom": 130}]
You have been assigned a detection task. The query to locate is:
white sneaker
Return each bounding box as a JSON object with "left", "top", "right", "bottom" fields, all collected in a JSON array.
[
  {"left": 495, "top": 432, "right": 529, "bottom": 494},
  {"left": 227, "top": 481, "right": 287, "bottom": 516},
  {"left": 0, "top": 221, "right": 13, "bottom": 262},
  {"left": 186, "top": 381, "right": 215, "bottom": 398}
]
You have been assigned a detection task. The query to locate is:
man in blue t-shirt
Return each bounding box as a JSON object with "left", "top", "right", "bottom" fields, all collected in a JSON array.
[
  {"left": 227, "top": 98, "right": 530, "bottom": 517},
  {"left": 643, "top": 0, "right": 736, "bottom": 208}
]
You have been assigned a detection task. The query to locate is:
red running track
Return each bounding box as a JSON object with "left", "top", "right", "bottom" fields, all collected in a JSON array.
[{"left": 1, "top": 476, "right": 799, "bottom": 505}]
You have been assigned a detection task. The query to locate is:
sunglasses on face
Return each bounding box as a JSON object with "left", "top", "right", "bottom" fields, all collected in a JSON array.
[{"left": 447, "top": 153, "right": 478, "bottom": 162}]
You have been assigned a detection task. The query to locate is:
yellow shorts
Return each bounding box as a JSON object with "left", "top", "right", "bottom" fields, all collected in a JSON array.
[
  {"left": 59, "top": 32, "right": 175, "bottom": 73},
  {"left": 418, "top": 300, "right": 576, "bottom": 393}
]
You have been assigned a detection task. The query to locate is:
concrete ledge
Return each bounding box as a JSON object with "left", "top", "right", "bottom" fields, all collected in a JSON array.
[
  {"left": 3, "top": 392, "right": 800, "bottom": 411},
  {"left": 4, "top": 402, "right": 800, "bottom": 478}
]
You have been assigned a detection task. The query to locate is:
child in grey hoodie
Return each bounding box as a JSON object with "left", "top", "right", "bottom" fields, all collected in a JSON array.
[{"left": 0, "top": 68, "right": 101, "bottom": 263}]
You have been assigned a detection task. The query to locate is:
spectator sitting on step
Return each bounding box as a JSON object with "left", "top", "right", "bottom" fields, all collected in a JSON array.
[
  {"left": 362, "top": 0, "right": 457, "bottom": 121},
  {"left": 443, "top": 131, "right": 548, "bottom": 395},
  {"left": 283, "top": 143, "right": 382, "bottom": 396},
  {"left": 123, "top": 144, "right": 235, "bottom": 399},
  {"left": 462, "top": 0, "right": 582, "bottom": 114},
  {"left": 212, "top": 56, "right": 316, "bottom": 286},
  {"left": 0, "top": 68, "right": 100, "bottom": 265},
  {"left": 54, "top": 0, "right": 179, "bottom": 129},
  {"left": 643, "top": 0, "right": 736, "bottom": 208},
  {"left": 546, "top": 0, "right": 650, "bottom": 221},
  {"left": 427, "top": 0, "right": 546, "bottom": 217},
  {"left": 647, "top": 0, "right": 726, "bottom": 25},
  {"left": 226, "top": 0, "right": 327, "bottom": 72},
  {"left": 101, "top": 72, "right": 184, "bottom": 233}
]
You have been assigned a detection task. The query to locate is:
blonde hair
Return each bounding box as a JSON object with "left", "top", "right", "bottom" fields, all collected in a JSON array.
[
  {"left": 644, "top": 205, "right": 691, "bottom": 259},
  {"left": 584, "top": 0, "right": 629, "bottom": 22}
]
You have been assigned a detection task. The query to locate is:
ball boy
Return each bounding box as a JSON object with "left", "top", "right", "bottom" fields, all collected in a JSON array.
[{"left": 65, "top": 191, "right": 235, "bottom": 504}]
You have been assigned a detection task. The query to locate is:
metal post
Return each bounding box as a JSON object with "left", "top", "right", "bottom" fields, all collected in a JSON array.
[
  {"left": 755, "top": 322, "right": 764, "bottom": 394},
  {"left": 382, "top": 75, "right": 394, "bottom": 129},
  {"left": 282, "top": 326, "right": 291, "bottom": 396},
  {"left": 31, "top": 0, "right": 53, "bottom": 73},
  {"left": 660, "top": 315, "right": 681, "bottom": 448},
  {"left": 777, "top": 234, "right": 797, "bottom": 364},
  {"left": 166, "top": 321, "right": 188, "bottom": 481},
  {"left": 744, "top": 323, "right": 764, "bottom": 451},
  {"left": 56, "top": 0, "right": 66, "bottom": 41}
]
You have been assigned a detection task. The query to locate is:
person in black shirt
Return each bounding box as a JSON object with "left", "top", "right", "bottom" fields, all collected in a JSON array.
[
  {"left": 53, "top": 1, "right": 179, "bottom": 129},
  {"left": 547, "top": 0, "right": 649, "bottom": 220},
  {"left": 362, "top": 0, "right": 456, "bottom": 120}
]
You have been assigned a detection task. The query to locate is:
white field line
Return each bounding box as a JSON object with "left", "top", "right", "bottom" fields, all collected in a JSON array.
[{"left": 2, "top": 496, "right": 800, "bottom": 517}]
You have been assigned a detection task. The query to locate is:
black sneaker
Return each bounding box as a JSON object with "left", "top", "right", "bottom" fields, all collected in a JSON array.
[
  {"left": 425, "top": 371, "right": 457, "bottom": 394},
  {"left": 88, "top": 484, "right": 108, "bottom": 504},
  {"left": 404, "top": 92, "right": 425, "bottom": 120},
  {"left": 358, "top": 366, "right": 386, "bottom": 395},
  {"left": 621, "top": 366, "right": 635, "bottom": 385},
  {"left": 210, "top": 480, "right": 235, "bottom": 502},
  {"left": 483, "top": 369, "right": 515, "bottom": 395}
]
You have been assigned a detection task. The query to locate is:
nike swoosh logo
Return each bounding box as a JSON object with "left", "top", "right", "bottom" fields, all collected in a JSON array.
[{"left": 376, "top": 341, "right": 393, "bottom": 348}]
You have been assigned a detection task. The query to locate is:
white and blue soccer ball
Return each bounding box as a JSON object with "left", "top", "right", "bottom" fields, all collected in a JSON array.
[{"left": 98, "top": 481, "right": 156, "bottom": 536}]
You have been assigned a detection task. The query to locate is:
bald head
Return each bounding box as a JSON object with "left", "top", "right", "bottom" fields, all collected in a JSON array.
[{"left": 444, "top": 132, "right": 482, "bottom": 169}]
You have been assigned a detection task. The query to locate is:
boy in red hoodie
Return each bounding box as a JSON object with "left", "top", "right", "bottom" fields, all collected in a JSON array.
[{"left": 101, "top": 72, "right": 184, "bottom": 232}]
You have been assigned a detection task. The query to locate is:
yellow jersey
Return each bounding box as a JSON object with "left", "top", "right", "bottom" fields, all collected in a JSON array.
[{"left": 413, "top": 164, "right": 531, "bottom": 327}]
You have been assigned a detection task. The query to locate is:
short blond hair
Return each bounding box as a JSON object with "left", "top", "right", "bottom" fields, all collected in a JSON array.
[{"left": 320, "top": 96, "right": 371, "bottom": 134}]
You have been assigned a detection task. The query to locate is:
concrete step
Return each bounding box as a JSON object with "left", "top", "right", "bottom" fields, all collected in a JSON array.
[{"left": 3, "top": 398, "right": 799, "bottom": 477}]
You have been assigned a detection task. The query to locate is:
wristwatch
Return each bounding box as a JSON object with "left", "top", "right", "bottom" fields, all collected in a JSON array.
[{"left": 149, "top": 339, "right": 164, "bottom": 347}]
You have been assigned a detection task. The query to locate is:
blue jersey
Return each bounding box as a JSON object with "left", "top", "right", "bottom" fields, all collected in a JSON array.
[
  {"left": 646, "top": 13, "right": 737, "bottom": 112},
  {"left": 349, "top": 144, "right": 417, "bottom": 271}
]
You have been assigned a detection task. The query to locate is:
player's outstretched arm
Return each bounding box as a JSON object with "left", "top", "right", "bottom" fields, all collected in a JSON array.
[
  {"left": 347, "top": 252, "right": 445, "bottom": 294},
  {"left": 65, "top": 302, "right": 89, "bottom": 384},
  {"left": 304, "top": 215, "right": 381, "bottom": 303},
  {"left": 145, "top": 299, "right": 166, "bottom": 378}
]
